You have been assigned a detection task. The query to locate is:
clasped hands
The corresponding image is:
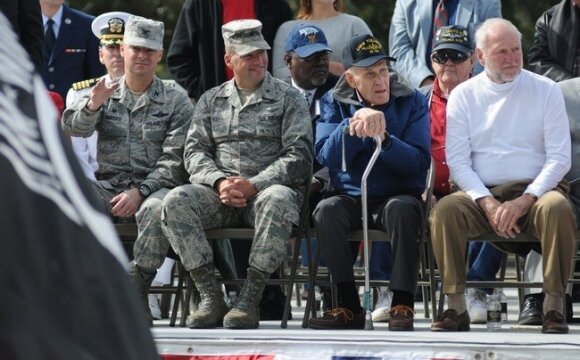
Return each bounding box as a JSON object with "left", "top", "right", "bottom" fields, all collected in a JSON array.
[
  {"left": 476, "top": 195, "right": 536, "bottom": 239},
  {"left": 216, "top": 176, "right": 257, "bottom": 208},
  {"left": 348, "top": 108, "right": 387, "bottom": 141}
]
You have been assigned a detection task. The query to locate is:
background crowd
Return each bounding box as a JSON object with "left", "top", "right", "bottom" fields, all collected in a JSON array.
[{"left": 63, "top": 0, "right": 564, "bottom": 75}]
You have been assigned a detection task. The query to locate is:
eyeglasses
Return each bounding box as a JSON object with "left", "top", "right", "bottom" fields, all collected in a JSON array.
[{"left": 431, "top": 51, "right": 470, "bottom": 64}]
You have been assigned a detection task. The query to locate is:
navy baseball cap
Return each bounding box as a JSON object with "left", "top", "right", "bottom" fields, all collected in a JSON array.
[
  {"left": 342, "top": 34, "right": 395, "bottom": 69},
  {"left": 432, "top": 25, "right": 473, "bottom": 54},
  {"left": 284, "top": 24, "right": 333, "bottom": 58}
]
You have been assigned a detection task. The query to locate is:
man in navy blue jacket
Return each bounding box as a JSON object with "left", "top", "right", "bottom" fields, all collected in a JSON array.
[
  {"left": 40, "top": 0, "right": 104, "bottom": 100},
  {"left": 308, "top": 34, "right": 430, "bottom": 331}
]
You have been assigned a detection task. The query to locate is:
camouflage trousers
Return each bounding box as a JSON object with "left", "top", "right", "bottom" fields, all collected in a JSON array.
[
  {"left": 161, "top": 183, "right": 300, "bottom": 274},
  {"left": 90, "top": 181, "right": 170, "bottom": 271}
]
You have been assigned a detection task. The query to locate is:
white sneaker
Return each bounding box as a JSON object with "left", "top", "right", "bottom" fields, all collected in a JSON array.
[
  {"left": 371, "top": 287, "right": 393, "bottom": 322},
  {"left": 466, "top": 288, "right": 487, "bottom": 324},
  {"left": 148, "top": 294, "right": 162, "bottom": 320}
]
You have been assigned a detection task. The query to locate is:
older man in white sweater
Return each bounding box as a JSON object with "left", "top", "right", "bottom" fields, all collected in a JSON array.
[{"left": 429, "top": 18, "right": 575, "bottom": 334}]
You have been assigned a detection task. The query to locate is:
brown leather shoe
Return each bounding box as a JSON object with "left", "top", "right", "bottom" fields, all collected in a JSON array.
[
  {"left": 309, "top": 307, "right": 365, "bottom": 330},
  {"left": 431, "top": 309, "right": 470, "bottom": 332},
  {"left": 542, "top": 310, "right": 569, "bottom": 334},
  {"left": 388, "top": 305, "right": 414, "bottom": 331}
]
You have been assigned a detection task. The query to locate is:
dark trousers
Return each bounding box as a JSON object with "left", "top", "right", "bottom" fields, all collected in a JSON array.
[{"left": 313, "top": 194, "right": 423, "bottom": 294}]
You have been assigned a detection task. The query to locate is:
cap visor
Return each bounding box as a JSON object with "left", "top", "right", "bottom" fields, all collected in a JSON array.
[
  {"left": 295, "top": 44, "right": 333, "bottom": 58},
  {"left": 123, "top": 38, "right": 162, "bottom": 51},
  {"left": 352, "top": 54, "right": 396, "bottom": 68},
  {"left": 235, "top": 40, "right": 271, "bottom": 56},
  {"left": 432, "top": 43, "right": 472, "bottom": 55}
]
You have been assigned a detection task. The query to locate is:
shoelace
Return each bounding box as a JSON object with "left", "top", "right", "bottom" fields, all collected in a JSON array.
[
  {"left": 524, "top": 297, "right": 539, "bottom": 311},
  {"left": 323, "top": 307, "right": 355, "bottom": 323},
  {"left": 390, "top": 305, "right": 415, "bottom": 317}
]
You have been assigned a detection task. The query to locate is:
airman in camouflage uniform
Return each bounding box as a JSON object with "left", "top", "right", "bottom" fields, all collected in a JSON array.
[
  {"left": 62, "top": 16, "right": 193, "bottom": 324},
  {"left": 161, "top": 19, "right": 313, "bottom": 330}
]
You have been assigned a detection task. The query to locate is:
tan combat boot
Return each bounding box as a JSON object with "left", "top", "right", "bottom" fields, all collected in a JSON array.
[
  {"left": 187, "top": 265, "right": 228, "bottom": 328},
  {"left": 223, "top": 268, "right": 268, "bottom": 329}
]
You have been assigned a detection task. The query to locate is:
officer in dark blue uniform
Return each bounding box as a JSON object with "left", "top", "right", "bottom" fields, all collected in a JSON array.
[{"left": 39, "top": 0, "right": 104, "bottom": 101}]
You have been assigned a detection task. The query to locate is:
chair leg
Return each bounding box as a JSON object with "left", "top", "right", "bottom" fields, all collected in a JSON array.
[
  {"left": 427, "top": 233, "right": 438, "bottom": 321},
  {"left": 169, "top": 262, "right": 185, "bottom": 327},
  {"left": 438, "top": 289, "right": 445, "bottom": 318},
  {"left": 419, "top": 232, "right": 430, "bottom": 319},
  {"left": 159, "top": 287, "right": 171, "bottom": 319},
  {"left": 282, "top": 234, "right": 304, "bottom": 328},
  {"left": 302, "top": 237, "right": 320, "bottom": 328},
  {"left": 566, "top": 240, "right": 579, "bottom": 296},
  {"left": 515, "top": 254, "right": 524, "bottom": 307},
  {"left": 179, "top": 276, "right": 194, "bottom": 327},
  {"left": 295, "top": 282, "right": 302, "bottom": 308}
]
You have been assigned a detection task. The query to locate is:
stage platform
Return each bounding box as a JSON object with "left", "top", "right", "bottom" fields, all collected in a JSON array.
[{"left": 151, "top": 289, "right": 580, "bottom": 360}]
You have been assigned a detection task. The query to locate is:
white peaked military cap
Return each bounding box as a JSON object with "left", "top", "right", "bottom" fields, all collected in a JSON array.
[{"left": 91, "top": 11, "right": 131, "bottom": 46}]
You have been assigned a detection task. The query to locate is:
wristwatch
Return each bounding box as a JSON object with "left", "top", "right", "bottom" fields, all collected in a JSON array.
[{"left": 138, "top": 184, "right": 151, "bottom": 198}]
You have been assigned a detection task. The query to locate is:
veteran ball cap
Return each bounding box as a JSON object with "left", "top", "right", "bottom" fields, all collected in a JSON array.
[
  {"left": 91, "top": 11, "right": 131, "bottom": 46},
  {"left": 432, "top": 25, "right": 473, "bottom": 54},
  {"left": 123, "top": 15, "right": 164, "bottom": 51},
  {"left": 222, "top": 19, "right": 271, "bottom": 56},
  {"left": 342, "top": 34, "right": 395, "bottom": 69},
  {"left": 284, "top": 23, "right": 333, "bottom": 58}
]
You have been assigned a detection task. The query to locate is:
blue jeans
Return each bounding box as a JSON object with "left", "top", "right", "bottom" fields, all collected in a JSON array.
[
  {"left": 467, "top": 242, "right": 505, "bottom": 294},
  {"left": 370, "top": 241, "right": 392, "bottom": 281},
  {"left": 369, "top": 240, "right": 504, "bottom": 295},
  {"left": 300, "top": 238, "right": 326, "bottom": 290}
]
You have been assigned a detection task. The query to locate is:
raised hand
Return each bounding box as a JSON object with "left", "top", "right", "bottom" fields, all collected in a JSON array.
[{"left": 86, "top": 77, "right": 121, "bottom": 111}]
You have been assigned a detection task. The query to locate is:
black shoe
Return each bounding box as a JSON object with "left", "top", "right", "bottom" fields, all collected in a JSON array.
[
  {"left": 321, "top": 287, "right": 332, "bottom": 312},
  {"left": 309, "top": 307, "right": 365, "bottom": 329},
  {"left": 565, "top": 294, "right": 573, "bottom": 323},
  {"left": 518, "top": 293, "right": 543, "bottom": 326},
  {"left": 571, "top": 283, "right": 580, "bottom": 303},
  {"left": 259, "top": 285, "right": 292, "bottom": 321}
]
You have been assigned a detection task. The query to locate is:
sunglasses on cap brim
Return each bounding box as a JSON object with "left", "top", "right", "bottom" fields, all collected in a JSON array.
[{"left": 431, "top": 51, "right": 470, "bottom": 64}]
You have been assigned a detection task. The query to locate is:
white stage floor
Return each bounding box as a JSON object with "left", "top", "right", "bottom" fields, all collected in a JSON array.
[{"left": 152, "top": 289, "right": 580, "bottom": 359}]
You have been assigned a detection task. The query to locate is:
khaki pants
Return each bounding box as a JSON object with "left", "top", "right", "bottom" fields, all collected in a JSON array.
[{"left": 429, "top": 181, "right": 575, "bottom": 296}]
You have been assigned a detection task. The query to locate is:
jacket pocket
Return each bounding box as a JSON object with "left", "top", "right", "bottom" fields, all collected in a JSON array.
[{"left": 257, "top": 105, "right": 283, "bottom": 140}]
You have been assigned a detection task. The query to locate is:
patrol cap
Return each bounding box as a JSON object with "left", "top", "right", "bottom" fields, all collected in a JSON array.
[
  {"left": 91, "top": 11, "right": 131, "bottom": 46},
  {"left": 342, "top": 34, "right": 395, "bottom": 69},
  {"left": 432, "top": 25, "right": 473, "bottom": 55},
  {"left": 123, "top": 15, "right": 164, "bottom": 51},
  {"left": 284, "top": 23, "right": 332, "bottom": 58},
  {"left": 222, "top": 19, "right": 270, "bottom": 56}
]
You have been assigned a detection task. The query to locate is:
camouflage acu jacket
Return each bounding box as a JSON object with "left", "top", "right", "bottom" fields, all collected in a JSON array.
[
  {"left": 62, "top": 76, "right": 194, "bottom": 192},
  {"left": 185, "top": 73, "right": 313, "bottom": 191}
]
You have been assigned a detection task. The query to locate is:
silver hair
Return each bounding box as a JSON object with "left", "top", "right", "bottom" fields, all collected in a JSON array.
[{"left": 475, "top": 18, "right": 522, "bottom": 51}]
